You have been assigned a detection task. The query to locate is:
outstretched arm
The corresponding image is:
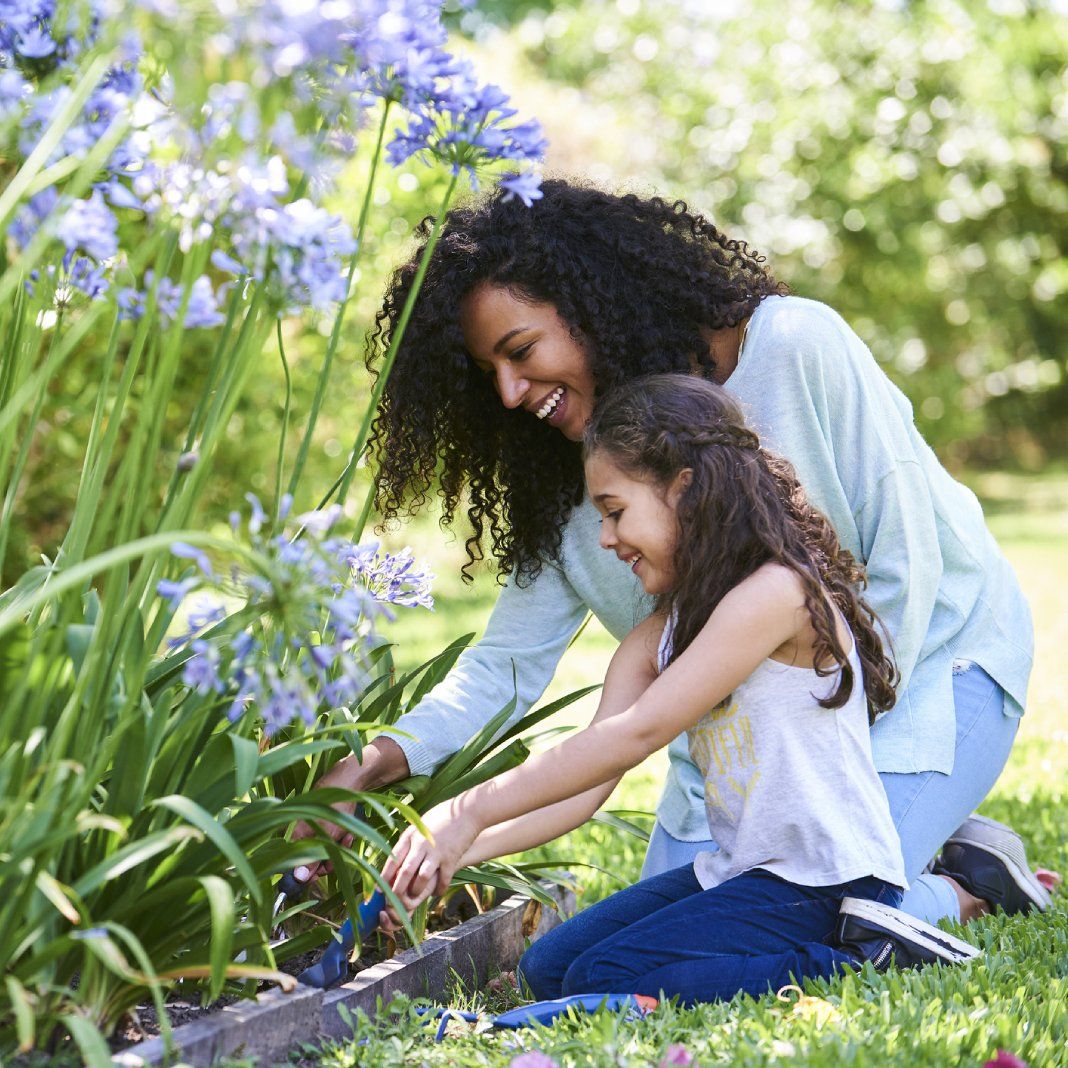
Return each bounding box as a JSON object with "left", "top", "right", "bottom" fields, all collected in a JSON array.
[
  {"left": 384, "top": 565, "right": 806, "bottom": 910},
  {"left": 452, "top": 614, "right": 663, "bottom": 864}
]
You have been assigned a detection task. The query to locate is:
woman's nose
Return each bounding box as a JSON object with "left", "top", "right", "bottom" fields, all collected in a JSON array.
[
  {"left": 599, "top": 524, "right": 615, "bottom": 550},
  {"left": 495, "top": 364, "right": 527, "bottom": 409}
]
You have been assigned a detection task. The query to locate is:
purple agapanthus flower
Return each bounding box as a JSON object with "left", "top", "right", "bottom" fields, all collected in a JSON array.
[
  {"left": 158, "top": 498, "right": 433, "bottom": 733},
  {"left": 16, "top": 25, "right": 56, "bottom": 59},
  {"left": 499, "top": 172, "right": 544, "bottom": 208},
  {"left": 183, "top": 639, "right": 225, "bottom": 695},
  {"left": 56, "top": 190, "right": 119, "bottom": 262}
]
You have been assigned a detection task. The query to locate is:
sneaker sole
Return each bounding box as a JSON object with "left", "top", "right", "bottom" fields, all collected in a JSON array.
[
  {"left": 948, "top": 815, "right": 1053, "bottom": 912},
  {"left": 840, "top": 898, "right": 981, "bottom": 963}
]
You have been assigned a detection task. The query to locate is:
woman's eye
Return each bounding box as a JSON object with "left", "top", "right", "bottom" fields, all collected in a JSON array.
[{"left": 508, "top": 343, "right": 533, "bottom": 361}]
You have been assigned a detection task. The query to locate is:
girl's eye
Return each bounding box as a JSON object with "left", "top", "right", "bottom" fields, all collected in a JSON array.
[
  {"left": 508, "top": 342, "right": 533, "bottom": 362},
  {"left": 599, "top": 509, "right": 622, "bottom": 523}
]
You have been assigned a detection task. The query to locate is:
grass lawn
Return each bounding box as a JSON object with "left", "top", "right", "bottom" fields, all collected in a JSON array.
[{"left": 304, "top": 472, "right": 1067, "bottom": 1067}]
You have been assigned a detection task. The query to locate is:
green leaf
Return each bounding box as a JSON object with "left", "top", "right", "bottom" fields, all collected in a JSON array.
[
  {"left": 61, "top": 1014, "right": 112, "bottom": 1068},
  {"left": 5, "top": 975, "right": 34, "bottom": 1052},
  {"left": 231, "top": 733, "right": 259, "bottom": 798},
  {"left": 34, "top": 870, "right": 81, "bottom": 924},
  {"left": 64, "top": 623, "right": 95, "bottom": 675},
  {"left": 415, "top": 684, "right": 520, "bottom": 804},
  {"left": 72, "top": 825, "right": 202, "bottom": 897},
  {"left": 102, "top": 921, "right": 173, "bottom": 1052},
  {"left": 591, "top": 811, "right": 652, "bottom": 841},
  {"left": 493, "top": 684, "right": 601, "bottom": 748},
  {"left": 416, "top": 739, "right": 530, "bottom": 810},
  {"left": 402, "top": 632, "right": 474, "bottom": 713},
  {"left": 153, "top": 795, "right": 262, "bottom": 905},
  {"left": 200, "top": 875, "right": 235, "bottom": 1001},
  {"left": 256, "top": 737, "right": 344, "bottom": 779}
]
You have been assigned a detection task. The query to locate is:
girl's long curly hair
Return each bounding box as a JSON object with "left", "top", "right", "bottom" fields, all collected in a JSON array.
[
  {"left": 367, "top": 178, "right": 786, "bottom": 583},
  {"left": 584, "top": 375, "right": 898, "bottom": 722}
]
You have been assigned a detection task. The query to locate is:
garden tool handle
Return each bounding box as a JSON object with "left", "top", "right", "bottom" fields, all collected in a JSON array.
[{"left": 276, "top": 871, "right": 304, "bottom": 899}]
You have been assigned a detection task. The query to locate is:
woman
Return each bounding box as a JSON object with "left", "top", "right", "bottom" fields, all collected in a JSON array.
[{"left": 293, "top": 180, "right": 1044, "bottom": 927}]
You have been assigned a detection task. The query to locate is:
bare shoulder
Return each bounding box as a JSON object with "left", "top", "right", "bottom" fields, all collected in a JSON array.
[
  {"left": 624, "top": 611, "right": 669, "bottom": 666},
  {"left": 718, "top": 562, "right": 807, "bottom": 617},
  {"left": 606, "top": 611, "right": 668, "bottom": 682}
]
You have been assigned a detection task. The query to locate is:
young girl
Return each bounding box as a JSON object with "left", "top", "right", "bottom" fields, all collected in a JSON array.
[{"left": 382, "top": 374, "right": 979, "bottom": 1004}]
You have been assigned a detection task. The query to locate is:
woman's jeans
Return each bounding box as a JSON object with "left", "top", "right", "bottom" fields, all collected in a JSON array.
[
  {"left": 518, "top": 866, "right": 901, "bottom": 1005},
  {"left": 641, "top": 664, "right": 1019, "bottom": 924}
]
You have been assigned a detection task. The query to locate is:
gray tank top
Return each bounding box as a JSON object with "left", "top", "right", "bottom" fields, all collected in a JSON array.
[{"left": 658, "top": 615, "right": 908, "bottom": 891}]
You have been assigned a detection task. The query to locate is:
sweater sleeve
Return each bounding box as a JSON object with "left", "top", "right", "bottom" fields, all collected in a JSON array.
[{"left": 380, "top": 556, "right": 589, "bottom": 776}]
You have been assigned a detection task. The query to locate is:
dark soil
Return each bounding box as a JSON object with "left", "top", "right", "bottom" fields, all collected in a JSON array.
[{"left": 109, "top": 886, "right": 504, "bottom": 1051}]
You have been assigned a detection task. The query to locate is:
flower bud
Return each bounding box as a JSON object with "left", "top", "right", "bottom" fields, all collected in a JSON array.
[{"left": 177, "top": 450, "right": 199, "bottom": 472}]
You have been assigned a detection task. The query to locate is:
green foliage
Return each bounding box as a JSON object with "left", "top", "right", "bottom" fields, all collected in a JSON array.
[
  {"left": 0, "top": 5, "right": 557, "bottom": 1057},
  {"left": 485, "top": 0, "right": 1068, "bottom": 466}
]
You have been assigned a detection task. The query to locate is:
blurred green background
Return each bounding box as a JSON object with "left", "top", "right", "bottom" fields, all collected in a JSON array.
[{"left": 12, "top": 0, "right": 1068, "bottom": 583}]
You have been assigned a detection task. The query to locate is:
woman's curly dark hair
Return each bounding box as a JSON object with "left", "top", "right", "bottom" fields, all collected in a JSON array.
[
  {"left": 584, "top": 375, "right": 898, "bottom": 722},
  {"left": 367, "top": 178, "right": 787, "bottom": 583}
]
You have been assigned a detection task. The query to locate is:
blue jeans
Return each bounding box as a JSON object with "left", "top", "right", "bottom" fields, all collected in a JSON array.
[
  {"left": 518, "top": 866, "right": 901, "bottom": 1005},
  {"left": 641, "top": 664, "right": 1018, "bottom": 924}
]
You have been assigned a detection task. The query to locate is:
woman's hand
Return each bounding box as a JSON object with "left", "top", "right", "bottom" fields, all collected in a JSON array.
[
  {"left": 289, "top": 739, "right": 410, "bottom": 884},
  {"left": 380, "top": 798, "right": 481, "bottom": 927}
]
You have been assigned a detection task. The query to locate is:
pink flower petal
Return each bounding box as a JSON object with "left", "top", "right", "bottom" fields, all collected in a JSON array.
[{"left": 984, "top": 1051, "right": 1028, "bottom": 1068}]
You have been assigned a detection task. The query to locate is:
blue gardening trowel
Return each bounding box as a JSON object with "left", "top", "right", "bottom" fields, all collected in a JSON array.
[{"left": 297, "top": 888, "right": 387, "bottom": 989}]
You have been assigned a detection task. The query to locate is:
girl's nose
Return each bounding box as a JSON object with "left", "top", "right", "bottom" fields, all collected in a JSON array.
[
  {"left": 599, "top": 524, "right": 615, "bottom": 551},
  {"left": 495, "top": 364, "right": 527, "bottom": 409}
]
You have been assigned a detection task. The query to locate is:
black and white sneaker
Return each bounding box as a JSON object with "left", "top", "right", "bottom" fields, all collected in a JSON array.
[
  {"left": 834, "top": 898, "right": 981, "bottom": 970},
  {"left": 933, "top": 814, "right": 1051, "bottom": 916}
]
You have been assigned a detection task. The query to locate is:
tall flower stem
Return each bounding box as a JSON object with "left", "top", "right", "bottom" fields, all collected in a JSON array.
[
  {"left": 274, "top": 318, "right": 293, "bottom": 523},
  {"left": 285, "top": 101, "right": 393, "bottom": 502},
  {"left": 335, "top": 170, "right": 460, "bottom": 538}
]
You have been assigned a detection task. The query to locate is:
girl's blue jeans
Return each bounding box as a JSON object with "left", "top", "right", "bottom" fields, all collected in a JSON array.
[
  {"left": 641, "top": 664, "right": 1018, "bottom": 924},
  {"left": 518, "top": 866, "right": 901, "bottom": 1004}
]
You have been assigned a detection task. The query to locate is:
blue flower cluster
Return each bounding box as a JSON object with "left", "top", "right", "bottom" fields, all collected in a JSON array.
[
  {"left": 3, "top": 1, "right": 155, "bottom": 300},
  {"left": 157, "top": 496, "right": 434, "bottom": 734},
  {"left": 344, "top": 1, "right": 547, "bottom": 185},
  {"left": 117, "top": 270, "right": 227, "bottom": 328},
  {"left": 3, "top": 1, "right": 545, "bottom": 314}
]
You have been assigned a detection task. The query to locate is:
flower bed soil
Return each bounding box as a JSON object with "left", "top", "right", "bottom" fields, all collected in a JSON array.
[
  {"left": 110, "top": 881, "right": 574, "bottom": 1067},
  {"left": 110, "top": 885, "right": 491, "bottom": 1049}
]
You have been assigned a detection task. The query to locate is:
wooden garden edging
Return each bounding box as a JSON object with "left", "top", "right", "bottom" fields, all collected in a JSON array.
[{"left": 111, "top": 881, "right": 576, "bottom": 1067}]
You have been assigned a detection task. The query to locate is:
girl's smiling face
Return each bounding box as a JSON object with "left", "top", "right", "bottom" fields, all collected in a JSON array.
[
  {"left": 585, "top": 449, "right": 691, "bottom": 595},
  {"left": 460, "top": 283, "right": 597, "bottom": 442}
]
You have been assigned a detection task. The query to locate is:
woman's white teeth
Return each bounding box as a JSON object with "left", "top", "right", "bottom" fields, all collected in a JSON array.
[{"left": 536, "top": 387, "right": 564, "bottom": 420}]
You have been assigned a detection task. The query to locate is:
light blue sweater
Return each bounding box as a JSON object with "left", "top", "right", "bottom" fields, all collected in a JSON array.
[{"left": 384, "top": 296, "right": 1033, "bottom": 841}]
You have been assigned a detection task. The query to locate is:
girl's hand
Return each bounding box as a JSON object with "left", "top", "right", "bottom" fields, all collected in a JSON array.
[{"left": 382, "top": 799, "right": 480, "bottom": 916}]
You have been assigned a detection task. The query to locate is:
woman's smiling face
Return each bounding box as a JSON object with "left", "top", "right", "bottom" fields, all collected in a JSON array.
[{"left": 460, "top": 283, "right": 597, "bottom": 442}]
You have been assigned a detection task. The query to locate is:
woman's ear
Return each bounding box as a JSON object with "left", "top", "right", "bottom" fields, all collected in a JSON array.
[{"left": 667, "top": 467, "right": 692, "bottom": 506}]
